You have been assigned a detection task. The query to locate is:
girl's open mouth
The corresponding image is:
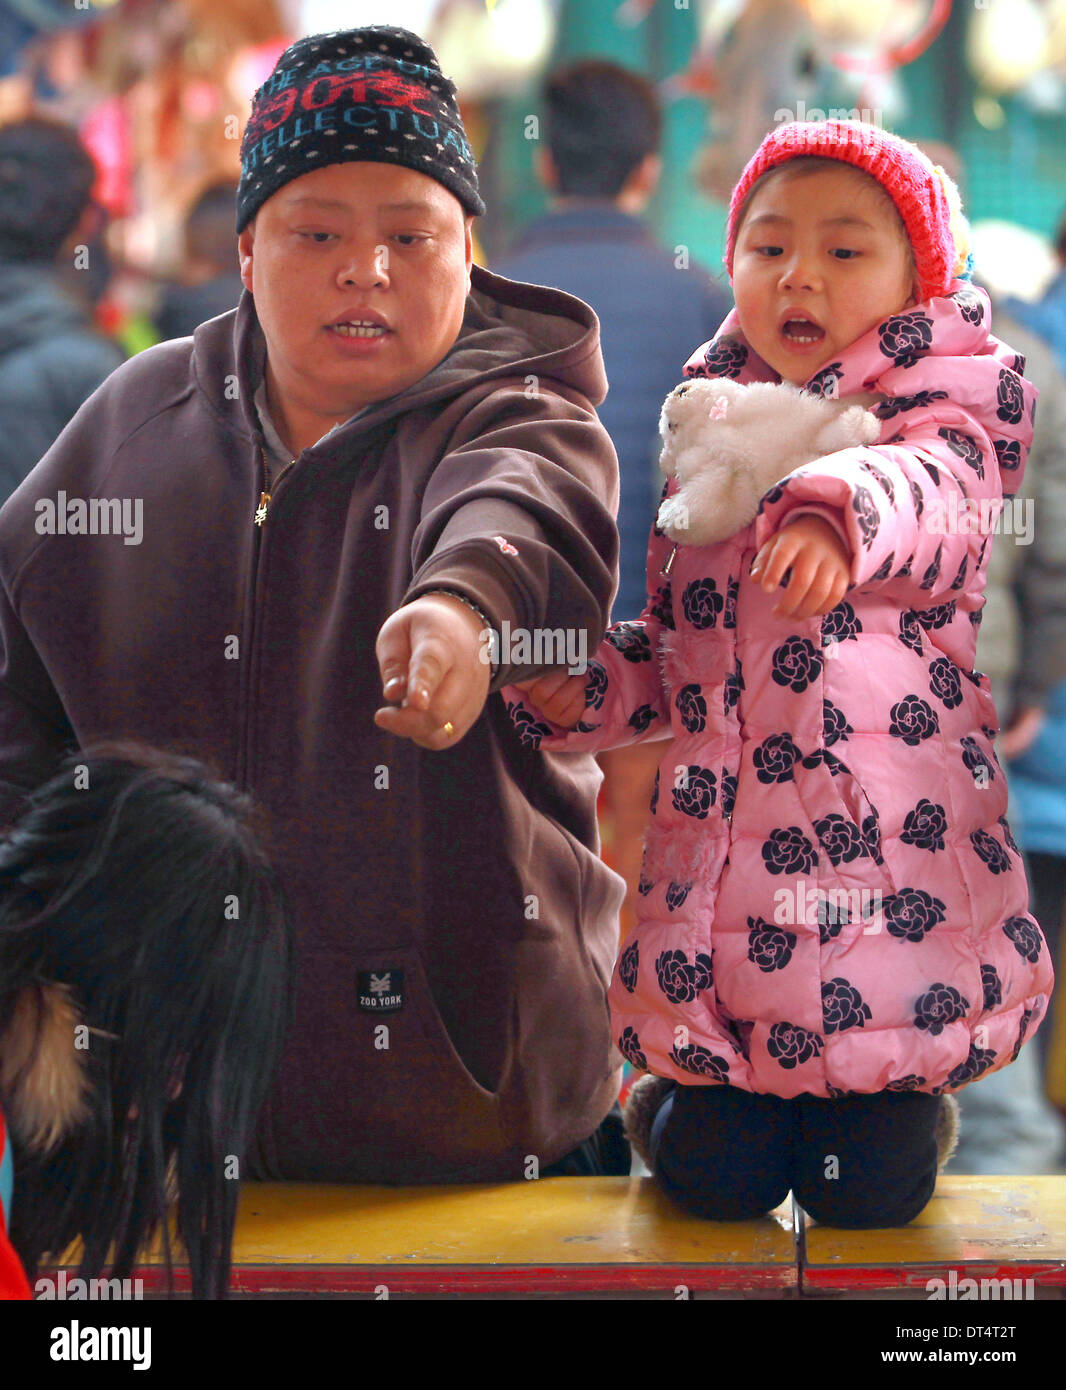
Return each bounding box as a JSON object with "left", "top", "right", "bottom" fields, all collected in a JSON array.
[{"left": 780, "top": 318, "right": 826, "bottom": 346}]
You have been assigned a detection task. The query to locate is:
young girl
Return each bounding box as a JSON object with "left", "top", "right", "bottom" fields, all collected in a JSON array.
[
  {"left": 505, "top": 120, "right": 1053, "bottom": 1228},
  {"left": 0, "top": 742, "right": 291, "bottom": 1297}
]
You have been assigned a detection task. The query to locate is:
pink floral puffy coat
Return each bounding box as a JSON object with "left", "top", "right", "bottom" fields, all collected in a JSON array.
[{"left": 505, "top": 284, "right": 1054, "bottom": 1098}]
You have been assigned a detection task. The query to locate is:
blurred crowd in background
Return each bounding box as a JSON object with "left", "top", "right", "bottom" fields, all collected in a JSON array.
[{"left": 3, "top": 0, "right": 1066, "bottom": 1174}]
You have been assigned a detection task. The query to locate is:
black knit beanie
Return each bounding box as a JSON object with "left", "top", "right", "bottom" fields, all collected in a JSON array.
[{"left": 236, "top": 25, "right": 485, "bottom": 234}]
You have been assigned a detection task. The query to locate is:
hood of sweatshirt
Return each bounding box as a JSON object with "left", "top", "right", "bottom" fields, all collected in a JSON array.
[{"left": 190, "top": 263, "right": 609, "bottom": 458}]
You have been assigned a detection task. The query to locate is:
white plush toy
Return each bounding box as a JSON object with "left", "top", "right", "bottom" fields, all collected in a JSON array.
[{"left": 656, "top": 377, "right": 882, "bottom": 547}]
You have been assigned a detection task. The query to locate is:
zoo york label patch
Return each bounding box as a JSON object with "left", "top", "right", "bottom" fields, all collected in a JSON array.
[{"left": 358, "top": 969, "right": 405, "bottom": 1012}]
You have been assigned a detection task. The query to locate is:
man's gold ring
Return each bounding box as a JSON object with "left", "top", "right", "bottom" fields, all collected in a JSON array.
[{"left": 442, "top": 721, "right": 455, "bottom": 737}]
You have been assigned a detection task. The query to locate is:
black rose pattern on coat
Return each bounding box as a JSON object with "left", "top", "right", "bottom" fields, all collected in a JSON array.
[
  {"left": 1003, "top": 915, "right": 1043, "bottom": 963},
  {"left": 896, "top": 553, "right": 915, "bottom": 578},
  {"left": 766, "top": 1022, "right": 824, "bottom": 1069},
  {"left": 981, "top": 963, "right": 1002, "bottom": 1011},
  {"left": 1011, "top": 352, "right": 1027, "bottom": 374},
  {"left": 884, "top": 888, "right": 948, "bottom": 941},
  {"left": 937, "top": 427, "right": 985, "bottom": 479},
  {"left": 945, "top": 1042, "right": 998, "bottom": 1088},
  {"left": 637, "top": 873, "right": 653, "bottom": 896},
  {"left": 818, "top": 902, "right": 848, "bottom": 944},
  {"left": 650, "top": 769, "right": 660, "bottom": 814},
  {"left": 914, "top": 983, "right": 970, "bottom": 1035},
  {"left": 885, "top": 1074, "right": 928, "bottom": 1092},
  {"left": 971, "top": 828, "right": 1011, "bottom": 874},
  {"left": 670, "top": 1043, "right": 730, "bottom": 1080},
  {"left": 720, "top": 772, "right": 737, "bottom": 817},
  {"left": 754, "top": 733, "right": 804, "bottom": 783},
  {"left": 914, "top": 601, "right": 956, "bottom": 629},
  {"left": 852, "top": 485, "right": 880, "bottom": 548},
  {"left": 723, "top": 665, "right": 744, "bottom": 713},
  {"left": 1011, "top": 1007, "right": 1035, "bottom": 1063},
  {"left": 682, "top": 577, "right": 725, "bottom": 630},
  {"left": 952, "top": 287, "right": 985, "bottom": 325},
  {"left": 618, "top": 1026, "right": 646, "bottom": 1070},
  {"left": 700, "top": 336, "right": 748, "bottom": 379},
  {"left": 919, "top": 542, "right": 943, "bottom": 591},
  {"left": 652, "top": 480, "right": 668, "bottom": 538},
  {"left": 878, "top": 311, "right": 933, "bottom": 367},
  {"left": 618, "top": 939, "right": 639, "bottom": 992},
  {"left": 655, "top": 948, "right": 713, "bottom": 1003},
  {"left": 861, "top": 812, "right": 885, "bottom": 865},
  {"left": 804, "top": 361, "right": 844, "bottom": 399},
  {"left": 671, "top": 766, "right": 717, "bottom": 819},
  {"left": 758, "top": 479, "right": 788, "bottom": 511},
  {"left": 875, "top": 389, "right": 948, "bottom": 420},
  {"left": 747, "top": 916, "right": 797, "bottom": 972},
  {"left": 921, "top": 459, "right": 941, "bottom": 487},
  {"left": 899, "top": 610, "right": 924, "bottom": 654},
  {"left": 628, "top": 703, "right": 657, "bottom": 735},
  {"left": 724, "top": 576, "right": 739, "bottom": 629},
  {"left": 993, "top": 439, "right": 1022, "bottom": 473},
  {"left": 950, "top": 554, "right": 968, "bottom": 591},
  {"left": 908, "top": 476, "right": 925, "bottom": 521},
  {"left": 771, "top": 636, "right": 824, "bottom": 693},
  {"left": 900, "top": 801, "right": 948, "bottom": 852},
  {"left": 822, "top": 977, "right": 873, "bottom": 1034},
  {"left": 762, "top": 826, "right": 818, "bottom": 875},
  {"left": 648, "top": 583, "right": 675, "bottom": 630},
  {"left": 860, "top": 459, "right": 896, "bottom": 504},
  {"left": 508, "top": 702, "right": 556, "bottom": 749},
  {"left": 960, "top": 736, "right": 995, "bottom": 784},
  {"left": 928, "top": 656, "right": 963, "bottom": 709},
  {"left": 996, "top": 368, "right": 1025, "bottom": 424},
  {"left": 584, "top": 659, "right": 608, "bottom": 711},
  {"left": 889, "top": 695, "right": 940, "bottom": 745},
  {"left": 606, "top": 622, "right": 653, "bottom": 663},
  {"left": 803, "top": 747, "right": 849, "bottom": 776},
  {"left": 823, "top": 699, "right": 853, "bottom": 745},
  {"left": 998, "top": 816, "right": 1020, "bottom": 855},
  {"left": 821, "top": 601, "right": 862, "bottom": 645},
  {"left": 870, "top": 552, "right": 896, "bottom": 582},
  {"left": 676, "top": 683, "right": 707, "bottom": 734},
  {"left": 665, "top": 880, "right": 693, "bottom": 912},
  {"left": 814, "top": 814, "right": 870, "bottom": 866}
]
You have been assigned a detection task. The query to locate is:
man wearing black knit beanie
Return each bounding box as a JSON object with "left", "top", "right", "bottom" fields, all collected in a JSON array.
[{"left": 0, "top": 26, "right": 630, "bottom": 1185}]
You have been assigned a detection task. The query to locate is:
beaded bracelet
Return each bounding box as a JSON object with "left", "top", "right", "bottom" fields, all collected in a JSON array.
[{"left": 424, "top": 589, "right": 499, "bottom": 672}]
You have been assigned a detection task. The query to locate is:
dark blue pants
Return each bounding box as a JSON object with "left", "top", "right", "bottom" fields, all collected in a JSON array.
[{"left": 650, "top": 1084, "right": 941, "bottom": 1227}]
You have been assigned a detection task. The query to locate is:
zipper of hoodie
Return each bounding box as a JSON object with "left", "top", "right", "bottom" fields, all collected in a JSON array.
[
  {"left": 254, "top": 456, "right": 298, "bottom": 526},
  {"left": 237, "top": 447, "right": 302, "bottom": 789}
]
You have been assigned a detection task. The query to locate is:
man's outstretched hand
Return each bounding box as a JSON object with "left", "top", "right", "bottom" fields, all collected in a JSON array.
[{"left": 374, "top": 593, "right": 491, "bottom": 750}]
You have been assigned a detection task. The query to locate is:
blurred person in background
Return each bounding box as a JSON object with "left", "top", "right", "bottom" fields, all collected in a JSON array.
[
  {"left": 0, "top": 116, "right": 124, "bottom": 505},
  {"left": 494, "top": 60, "right": 732, "bottom": 939},
  {"left": 152, "top": 178, "right": 245, "bottom": 342},
  {"left": 1003, "top": 209, "right": 1066, "bottom": 377},
  {"left": 921, "top": 141, "right": 1066, "bottom": 1173}
]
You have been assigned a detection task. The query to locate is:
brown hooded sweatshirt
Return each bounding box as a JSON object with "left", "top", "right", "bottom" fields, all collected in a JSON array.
[{"left": 0, "top": 264, "right": 625, "bottom": 1182}]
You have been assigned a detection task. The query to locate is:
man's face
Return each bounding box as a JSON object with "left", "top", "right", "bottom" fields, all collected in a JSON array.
[
  {"left": 731, "top": 164, "right": 917, "bottom": 385},
  {"left": 238, "top": 161, "right": 473, "bottom": 417}
]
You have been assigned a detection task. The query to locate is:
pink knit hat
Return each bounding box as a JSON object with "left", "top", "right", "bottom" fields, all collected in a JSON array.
[{"left": 724, "top": 120, "right": 972, "bottom": 303}]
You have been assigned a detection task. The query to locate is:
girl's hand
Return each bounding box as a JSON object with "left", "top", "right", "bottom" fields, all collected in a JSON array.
[
  {"left": 511, "top": 669, "right": 588, "bottom": 728},
  {"left": 750, "top": 515, "right": 851, "bottom": 620},
  {"left": 374, "top": 594, "right": 492, "bottom": 749}
]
